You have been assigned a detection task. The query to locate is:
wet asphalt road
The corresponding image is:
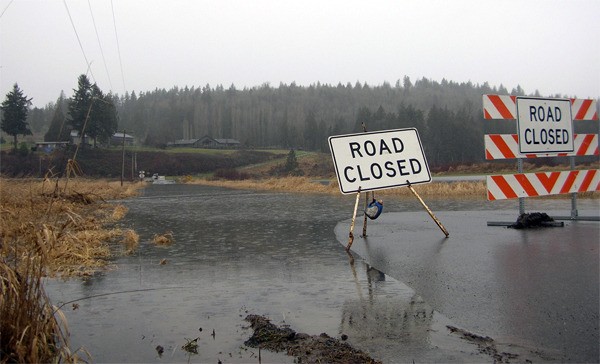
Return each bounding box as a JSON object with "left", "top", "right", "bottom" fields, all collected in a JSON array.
[{"left": 337, "top": 207, "right": 600, "bottom": 363}]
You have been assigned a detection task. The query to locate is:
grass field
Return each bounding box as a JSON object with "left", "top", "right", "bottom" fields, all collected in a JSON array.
[{"left": 107, "top": 145, "right": 291, "bottom": 156}]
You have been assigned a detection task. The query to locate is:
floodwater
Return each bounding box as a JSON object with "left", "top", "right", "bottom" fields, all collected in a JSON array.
[{"left": 45, "top": 184, "right": 599, "bottom": 363}]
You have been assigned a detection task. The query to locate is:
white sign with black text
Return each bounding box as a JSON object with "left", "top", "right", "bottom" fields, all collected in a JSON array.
[
  {"left": 329, "top": 128, "right": 431, "bottom": 194},
  {"left": 516, "top": 97, "right": 574, "bottom": 154}
]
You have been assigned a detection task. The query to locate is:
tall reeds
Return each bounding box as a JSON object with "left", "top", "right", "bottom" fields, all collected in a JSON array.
[
  {"left": 0, "top": 178, "right": 140, "bottom": 363},
  {"left": 0, "top": 249, "right": 83, "bottom": 363}
]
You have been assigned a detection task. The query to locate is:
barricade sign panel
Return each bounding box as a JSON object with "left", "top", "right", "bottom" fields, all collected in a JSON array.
[
  {"left": 483, "top": 94, "right": 598, "bottom": 121},
  {"left": 483, "top": 93, "right": 599, "bottom": 219},
  {"left": 329, "top": 128, "right": 431, "bottom": 194},
  {"left": 516, "top": 97, "right": 574, "bottom": 154},
  {"left": 484, "top": 133, "right": 598, "bottom": 160},
  {"left": 486, "top": 169, "right": 600, "bottom": 200}
]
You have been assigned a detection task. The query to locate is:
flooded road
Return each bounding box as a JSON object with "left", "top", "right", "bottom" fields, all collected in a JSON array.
[{"left": 46, "top": 184, "right": 599, "bottom": 363}]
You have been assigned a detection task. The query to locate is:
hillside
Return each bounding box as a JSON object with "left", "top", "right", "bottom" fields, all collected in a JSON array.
[{"left": 0, "top": 147, "right": 283, "bottom": 178}]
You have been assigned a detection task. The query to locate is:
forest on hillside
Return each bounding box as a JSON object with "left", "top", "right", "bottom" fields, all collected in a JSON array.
[{"left": 25, "top": 77, "right": 599, "bottom": 169}]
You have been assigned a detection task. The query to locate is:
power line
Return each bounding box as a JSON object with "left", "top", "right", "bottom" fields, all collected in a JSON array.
[
  {"left": 0, "top": 0, "right": 14, "bottom": 19},
  {"left": 87, "top": 0, "right": 113, "bottom": 91},
  {"left": 110, "top": 0, "right": 126, "bottom": 93},
  {"left": 63, "top": 0, "right": 96, "bottom": 84}
]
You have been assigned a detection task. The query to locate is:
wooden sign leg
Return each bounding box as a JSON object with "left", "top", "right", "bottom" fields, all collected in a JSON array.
[
  {"left": 362, "top": 191, "right": 370, "bottom": 237},
  {"left": 360, "top": 122, "right": 369, "bottom": 238},
  {"left": 407, "top": 182, "right": 449, "bottom": 237},
  {"left": 346, "top": 187, "right": 362, "bottom": 251}
]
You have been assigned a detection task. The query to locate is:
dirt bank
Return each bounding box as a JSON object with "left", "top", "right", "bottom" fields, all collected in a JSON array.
[{"left": 244, "top": 314, "right": 382, "bottom": 363}]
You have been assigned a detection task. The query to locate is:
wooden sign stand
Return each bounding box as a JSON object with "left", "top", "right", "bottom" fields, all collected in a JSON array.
[
  {"left": 406, "top": 181, "right": 449, "bottom": 237},
  {"left": 346, "top": 187, "right": 362, "bottom": 251},
  {"left": 346, "top": 183, "right": 449, "bottom": 251},
  {"left": 343, "top": 122, "right": 448, "bottom": 252}
]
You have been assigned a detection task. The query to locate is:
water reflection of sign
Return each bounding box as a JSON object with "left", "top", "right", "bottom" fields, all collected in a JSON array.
[
  {"left": 329, "top": 128, "right": 431, "bottom": 194},
  {"left": 341, "top": 264, "right": 434, "bottom": 348}
]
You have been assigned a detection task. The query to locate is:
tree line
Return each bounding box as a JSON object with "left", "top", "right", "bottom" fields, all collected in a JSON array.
[
  {"left": 43, "top": 75, "right": 118, "bottom": 147},
  {"left": 2, "top": 75, "right": 118, "bottom": 151},
  {"left": 10, "top": 76, "right": 598, "bottom": 169}
]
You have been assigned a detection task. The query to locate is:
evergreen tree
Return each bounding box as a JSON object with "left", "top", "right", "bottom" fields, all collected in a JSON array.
[
  {"left": 68, "top": 74, "right": 93, "bottom": 141},
  {"left": 278, "top": 112, "right": 290, "bottom": 148},
  {"left": 354, "top": 106, "right": 372, "bottom": 131},
  {"left": 284, "top": 149, "right": 299, "bottom": 172},
  {"left": 1, "top": 83, "right": 32, "bottom": 151},
  {"left": 303, "top": 110, "right": 318, "bottom": 150},
  {"left": 44, "top": 92, "right": 70, "bottom": 142},
  {"left": 27, "top": 107, "right": 46, "bottom": 133},
  {"left": 317, "top": 119, "right": 328, "bottom": 152},
  {"left": 403, "top": 76, "right": 412, "bottom": 90},
  {"left": 67, "top": 75, "right": 118, "bottom": 147},
  {"left": 88, "top": 85, "right": 118, "bottom": 147}
]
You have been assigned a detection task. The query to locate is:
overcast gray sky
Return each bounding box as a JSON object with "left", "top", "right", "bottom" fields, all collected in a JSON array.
[{"left": 1, "top": 0, "right": 599, "bottom": 108}]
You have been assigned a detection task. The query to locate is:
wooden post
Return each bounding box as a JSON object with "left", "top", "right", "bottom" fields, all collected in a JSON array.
[
  {"left": 360, "top": 122, "right": 369, "bottom": 237},
  {"left": 406, "top": 181, "right": 449, "bottom": 237},
  {"left": 362, "top": 191, "right": 370, "bottom": 237},
  {"left": 131, "top": 151, "right": 134, "bottom": 181},
  {"left": 346, "top": 187, "right": 362, "bottom": 251},
  {"left": 517, "top": 158, "right": 525, "bottom": 215},
  {"left": 120, "top": 129, "right": 126, "bottom": 186}
]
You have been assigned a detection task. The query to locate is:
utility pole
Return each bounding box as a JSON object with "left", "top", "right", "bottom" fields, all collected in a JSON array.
[{"left": 120, "top": 129, "right": 125, "bottom": 186}]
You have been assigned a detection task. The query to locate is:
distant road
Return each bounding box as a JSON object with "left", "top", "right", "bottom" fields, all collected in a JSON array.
[{"left": 432, "top": 175, "right": 486, "bottom": 182}]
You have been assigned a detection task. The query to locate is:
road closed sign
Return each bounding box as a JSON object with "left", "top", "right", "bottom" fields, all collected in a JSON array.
[
  {"left": 516, "top": 97, "right": 574, "bottom": 154},
  {"left": 329, "top": 128, "right": 431, "bottom": 194}
]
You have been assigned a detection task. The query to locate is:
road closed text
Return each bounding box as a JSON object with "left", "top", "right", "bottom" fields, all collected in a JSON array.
[
  {"left": 344, "top": 138, "right": 423, "bottom": 182},
  {"left": 329, "top": 128, "right": 431, "bottom": 194},
  {"left": 516, "top": 97, "right": 574, "bottom": 154},
  {"left": 523, "top": 128, "right": 570, "bottom": 146}
]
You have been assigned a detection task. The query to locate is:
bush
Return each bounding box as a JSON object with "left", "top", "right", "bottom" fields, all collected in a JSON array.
[
  {"left": 284, "top": 149, "right": 299, "bottom": 172},
  {"left": 18, "top": 142, "right": 29, "bottom": 156}
]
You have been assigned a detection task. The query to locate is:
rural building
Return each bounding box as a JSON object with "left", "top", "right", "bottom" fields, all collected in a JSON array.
[
  {"left": 213, "top": 138, "right": 241, "bottom": 148},
  {"left": 70, "top": 130, "right": 90, "bottom": 146},
  {"left": 168, "top": 136, "right": 241, "bottom": 149},
  {"left": 34, "top": 141, "right": 69, "bottom": 153},
  {"left": 110, "top": 132, "right": 135, "bottom": 146},
  {"left": 168, "top": 138, "right": 201, "bottom": 148},
  {"left": 197, "top": 135, "right": 240, "bottom": 148}
]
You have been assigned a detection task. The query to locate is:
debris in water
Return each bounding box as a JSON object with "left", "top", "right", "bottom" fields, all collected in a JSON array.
[
  {"left": 508, "top": 212, "right": 564, "bottom": 229},
  {"left": 447, "top": 325, "right": 520, "bottom": 362},
  {"left": 153, "top": 231, "right": 174, "bottom": 245},
  {"left": 182, "top": 337, "right": 199, "bottom": 354},
  {"left": 244, "top": 314, "right": 381, "bottom": 363}
]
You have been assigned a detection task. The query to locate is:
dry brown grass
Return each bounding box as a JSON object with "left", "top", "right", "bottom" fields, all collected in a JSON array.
[
  {"left": 189, "top": 172, "right": 597, "bottom": 199},
  {"left": 152, "top": 231, "right": 174, "bottom": 246},
  {"left": 187, "top": 176, "right": 490, "bottom": 197},
  {"left": 0, "top": 256, "right": 89, "bottom": 363},
  {"left": 121, "top": 229, "right": 140, "bottom": 255},
  {"left": 1, "top": 178, "right": 141, "bottom": 277},
  {"left": 111, "top": 204, "right": 129, "bottom": 221},
  {"left": 0, "top": 177, "right": 141, "bottom": 363},
  {"left": 379, "top": 180, "right": 488, "bottom": 198}
]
